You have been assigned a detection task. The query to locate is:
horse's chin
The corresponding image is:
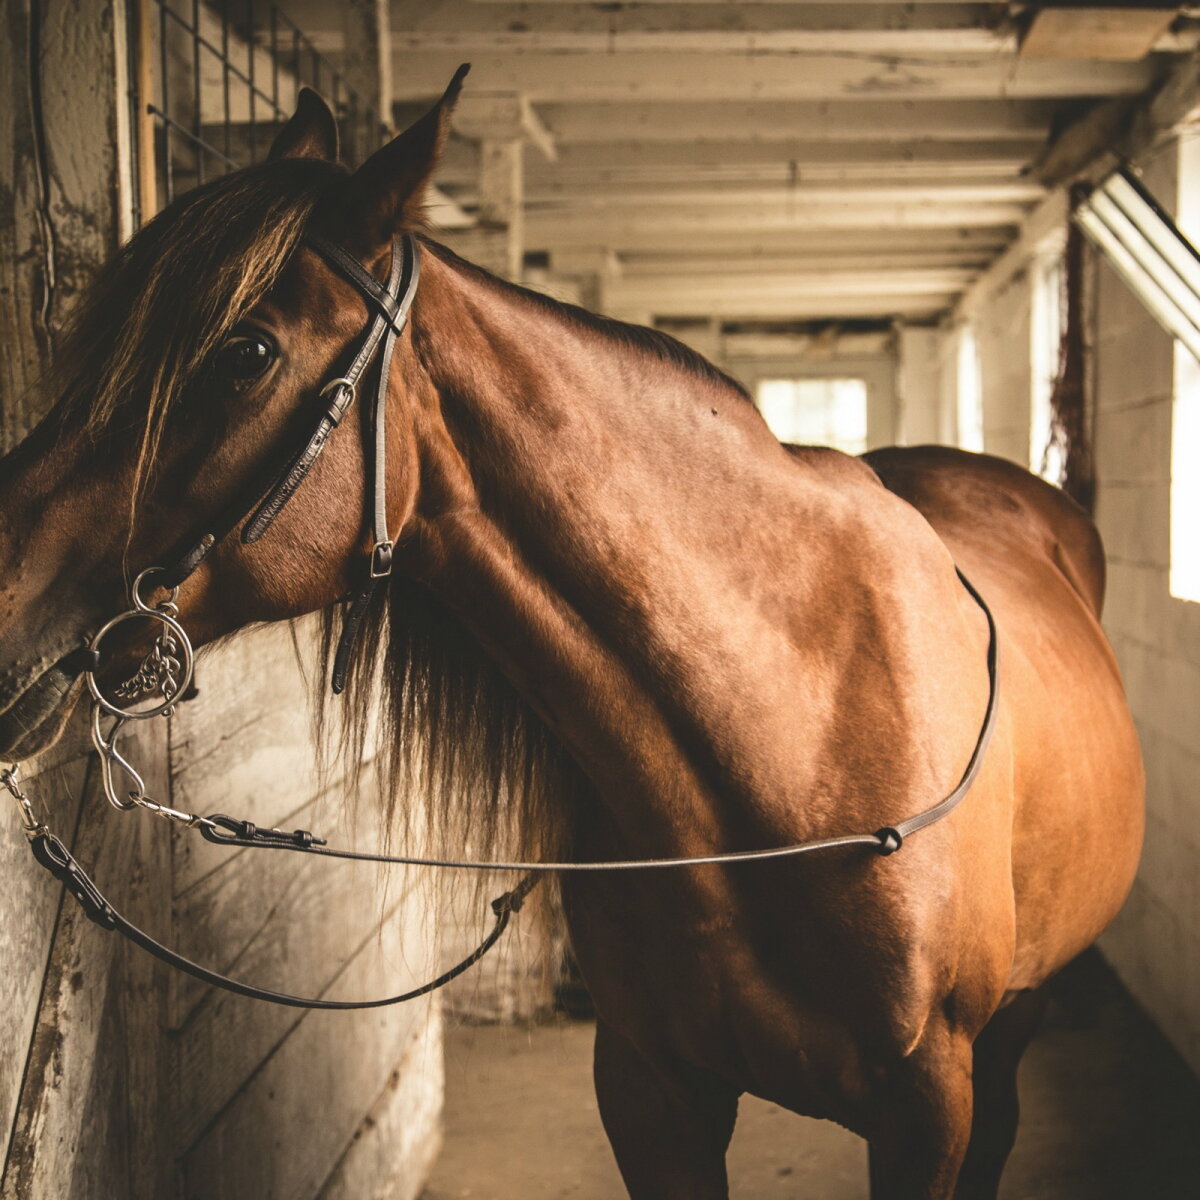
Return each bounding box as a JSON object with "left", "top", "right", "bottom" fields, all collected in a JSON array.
[{"left": 0, "top": 664, "right": 84, "bottom": 761}]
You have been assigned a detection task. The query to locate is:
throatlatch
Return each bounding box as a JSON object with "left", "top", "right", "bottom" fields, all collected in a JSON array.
[{"left": 3, "top": 230, "right": 1000, "bottom": 1012}]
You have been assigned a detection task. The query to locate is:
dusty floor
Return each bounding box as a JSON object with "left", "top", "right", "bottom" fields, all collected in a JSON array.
[{"left": 421, "top": 952, "right": 1200, "bottom": 1199}]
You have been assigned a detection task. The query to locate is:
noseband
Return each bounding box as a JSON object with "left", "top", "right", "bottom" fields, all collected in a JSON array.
[{"left": 3, "top": 231, "right": 1001, "bottom": 1011}]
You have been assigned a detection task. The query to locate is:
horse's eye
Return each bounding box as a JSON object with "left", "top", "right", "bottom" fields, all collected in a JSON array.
[{"left": 214, "top": 335, "right": 275, "bottom": 383}]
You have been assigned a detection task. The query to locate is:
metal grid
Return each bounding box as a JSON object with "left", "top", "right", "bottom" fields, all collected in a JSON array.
[{"left": 129, "top": 0, "right": 386, "bottom": 224}]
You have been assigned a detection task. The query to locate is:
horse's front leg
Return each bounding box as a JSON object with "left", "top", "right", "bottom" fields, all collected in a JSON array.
[
  {"left": 593, "top": 1018, "right": 739, "bottom": 1200},
  {"left": 866, "top": 1030, "right": 976, "bottom": 1200}
]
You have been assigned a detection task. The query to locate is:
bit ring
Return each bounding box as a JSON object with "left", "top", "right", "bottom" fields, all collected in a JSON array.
[{"left": 85, "top": 608, "right": 195, "bottom": 720}]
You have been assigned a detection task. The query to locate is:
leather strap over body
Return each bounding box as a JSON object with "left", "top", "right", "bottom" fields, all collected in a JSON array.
[{"left": 31, "top": 827, "right": 538, "bottom": 1010}]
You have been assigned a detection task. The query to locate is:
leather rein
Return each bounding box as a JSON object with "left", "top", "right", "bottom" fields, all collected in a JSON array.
[{"left": 3, "top": 232, "right": 1000, "bottom": 1011}]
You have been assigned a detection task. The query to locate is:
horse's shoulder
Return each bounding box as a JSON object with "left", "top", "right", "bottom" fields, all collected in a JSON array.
[{"left": 860, "top": 444, "right": 1106, "bottom": 617}]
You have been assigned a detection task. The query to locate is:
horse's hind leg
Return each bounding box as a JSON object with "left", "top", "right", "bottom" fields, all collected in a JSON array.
[
  {"left": 593, "top": 1018, "right": 739, "bottom": 1200},
  {"left": 953, "top": 987, "right": 1048, "bottom": 1200}
]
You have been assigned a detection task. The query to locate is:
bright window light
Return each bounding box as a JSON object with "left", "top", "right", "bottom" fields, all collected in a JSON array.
[
  {"left": 756, "top": 378, "right": 868, "bottom": 454},
  {"left": 1171, "top": 345, "right": 1200, "bottom": 601},
  {"left": 956, "top": 325, "right": 984, "bottom": 452},
  {"left": 1172, "top": 139, "right": 1200, "bottom": 603},
  {"left": 1030, "top": 251, "right": 1065, "bottom": 483}
]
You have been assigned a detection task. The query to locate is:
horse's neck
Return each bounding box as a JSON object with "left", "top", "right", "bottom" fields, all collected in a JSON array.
[{"left": 404, "top": 249, "right": 933, "bottom": 851}]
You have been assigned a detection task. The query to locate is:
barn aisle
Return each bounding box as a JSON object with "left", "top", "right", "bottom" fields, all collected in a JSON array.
[{"left": 422, "top": 952, "right": 1200, "bottom": 1199}]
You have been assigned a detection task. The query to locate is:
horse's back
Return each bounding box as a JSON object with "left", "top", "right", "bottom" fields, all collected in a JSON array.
[{"left": 862, "top": 444, "right": 1105, "bottom": 618}]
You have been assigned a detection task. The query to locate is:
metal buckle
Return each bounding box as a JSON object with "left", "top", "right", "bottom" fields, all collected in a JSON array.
[
  {"left": 319, "top": 377, "right": 356, "bottom": 424},
  {"left": 369, "top": 540, "right": 394, "bottom": 578}
]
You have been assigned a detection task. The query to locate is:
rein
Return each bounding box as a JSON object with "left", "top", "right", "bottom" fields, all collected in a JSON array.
[{"left": 3, "top": 232, "right": 1001, "bottom": 1011}]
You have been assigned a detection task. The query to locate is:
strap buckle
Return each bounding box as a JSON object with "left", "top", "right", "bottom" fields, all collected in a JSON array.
[
  {"left": 319, "top": 377, "right": 356, "bottom": 424},
  {"left": 369, "top": 540, "right": 394, "bottom": 579}
]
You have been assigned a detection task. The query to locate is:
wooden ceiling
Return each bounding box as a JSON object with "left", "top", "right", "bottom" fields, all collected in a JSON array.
[{"left": 288, "top": 1, "right": 1197, "bottom": 326}]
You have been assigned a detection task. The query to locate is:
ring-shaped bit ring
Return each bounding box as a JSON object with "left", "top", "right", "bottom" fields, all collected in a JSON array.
[
  {"left": 85, "top": 608, "right": 195, "bottom": 720},
  {"left": 131, "top": 566, "right": 180, "bottom": 614}
]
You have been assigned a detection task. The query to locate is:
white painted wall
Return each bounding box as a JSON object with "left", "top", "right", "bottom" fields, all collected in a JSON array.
[
  {"left": 914, "top": 143, "right": 1200, "bottom": 1076},
  {"left": 1085, "top": 143, "right": 1200, "bottom": 1076}
]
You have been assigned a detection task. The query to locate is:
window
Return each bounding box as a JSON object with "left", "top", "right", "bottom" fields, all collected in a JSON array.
[
  {"left": 1172, "top": 347, "right": 1200, "bottom": 601},
  {"left": 1030, "top": 252, "right": 1065, "bottom": 483},
  {"left": 956, "top": 325, "right": 984, "bottom": 452},
  {"left": 755, "top": 378, "right": 868, "bottom": 454},
  {"left": 1173, "top": 138, "right": 1200, "bottom": 602}
]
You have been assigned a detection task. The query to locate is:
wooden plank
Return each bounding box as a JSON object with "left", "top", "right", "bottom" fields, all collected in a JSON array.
[
  {"left": 384, "top": 49, "right": 1154, "bottom": 104},
  {"left": 169, "top": 795, "right": 433, "bottom": 1147},
  {"left": 516, "top": 179, "right": 1046, "bottom": 208},
  {"left": 178, "top": 913, "right": 441, "bottom": 1200},
  {"left": 2, "top": 720, "right": 173, "bottom": 1200},
  {"left": 532, "top": 98, "right": 1064, "bottom": 144},
  {"left": 315, "top": 1007, "right": 443, "bottom": 1200},
  {"left": 170, "top": 619, "right": 351, "bottom": 894},
  {"left": 0, "top": 742, "right": 90, "bottom": 1183},
  {"left": 441, "top": 137, "right": 1048, "bottom": 182},
  {"left": 1021, "top": 8, "right": 1176, "bottom": 62},
  {"left": 526, "top": 200, "right": 1033, "bottom": 242}
]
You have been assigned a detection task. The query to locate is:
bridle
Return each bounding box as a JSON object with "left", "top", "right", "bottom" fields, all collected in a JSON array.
[{"left": 3, "top": 231, "right": 1001, "bottom": 1010}]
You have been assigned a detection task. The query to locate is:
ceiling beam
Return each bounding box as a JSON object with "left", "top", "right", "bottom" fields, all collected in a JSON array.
[
  {"left": 382, "top": 50, "right": 1156, "bottom": 104},
  {"left": 525, "top": 99, "right": 1066, "bottom": 143},
  {"left": 439, "top": 137, "right": 1047, "bottom": 186},
  {"left": 619, "top": 291, "right": 961, "bottom": 321},
  {"left": 510, "top": 177, "right": 1047, "bottom": 207},
  {"left": 617, "top": 249, "right": 997, "bottom": 276},
  {"left": 524, "top": 201, "right": 1032, "bottom": 244},
  {"left": 521, "top": 226, "right": 1018, "bottom": 257}
]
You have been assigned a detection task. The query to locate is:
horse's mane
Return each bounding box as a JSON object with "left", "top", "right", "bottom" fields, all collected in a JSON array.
[
  {"left": 46, "top": 157, "right": 605, "bottom": 926},
  {"left": 423, "top": 238, "right": 752, "bottom": 402}
]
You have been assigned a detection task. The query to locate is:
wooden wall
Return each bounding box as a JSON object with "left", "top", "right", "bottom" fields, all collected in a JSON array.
[{"left": 1, "top": 2, "right": 443, "bottom": 1195}]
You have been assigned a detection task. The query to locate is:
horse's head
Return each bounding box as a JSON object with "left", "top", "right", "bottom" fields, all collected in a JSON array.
[{"left": 0, "top": 70, "right": 468, "bottom": 760}]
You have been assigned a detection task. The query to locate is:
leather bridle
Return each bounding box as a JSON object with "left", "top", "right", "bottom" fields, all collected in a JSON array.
[
  {"left": 158, "top": 231, "right": 421, "bottom": 693},
  {"left": 3, "top": 230, "right": 1001, "bottom": 1011}
]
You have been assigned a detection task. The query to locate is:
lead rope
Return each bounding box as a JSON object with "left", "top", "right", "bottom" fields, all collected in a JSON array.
[{"left": 2, "top": 568, "right": 998, "bottom": 1011}]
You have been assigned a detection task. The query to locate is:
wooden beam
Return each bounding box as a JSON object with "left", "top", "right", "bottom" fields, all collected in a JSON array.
[
  {"left": 620, "top": 292, "right": 960, "bottom": 321},
  {"left": 604, "top": 268, "right": 976, "bottom": 309},
  {"left": 440, "top": 137, "right": 1046, "bottom": 186},
  {"left": 1020, "top": 7, "right": 1177, "bottom": 63},
  {"left": 513, "top": 177, "right": 1046, "bottom": 207},
  {"left": 387, "top": 49, "right": 1156, "bottom": 104},
  {"left": 618, "top": 249, "right": 997, "bottom": 276},
  {"left": 517, "top": 225, "right": 1019, "bottom": 258},
  {"left": 530, "top": 99, "right": 1065, "bottom": 144},
  {"left": 525, "top": 200, "right": 1033, "bottom": 245},
  {"left": 1032, "top": 38, "right": 1200, "bottom": 185},
  {"left": 1030, "top": 96, "right": 1136, "bottom": 187},
  {"left": 339, "top": 0, "right": 392, "bottom": 131}
]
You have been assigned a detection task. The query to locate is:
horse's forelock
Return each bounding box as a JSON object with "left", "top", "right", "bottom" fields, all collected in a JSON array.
[{"left": 50, "top": 158, "right": 344, "bottom": 472}]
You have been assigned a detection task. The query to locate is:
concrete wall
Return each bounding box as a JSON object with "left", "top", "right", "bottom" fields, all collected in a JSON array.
[
  {"left": 1085, "top": 142, "right": 1200, "bottom": 1077},
  {"left": 914, "top": 142, "right": 1200, "bottom": 1076}
]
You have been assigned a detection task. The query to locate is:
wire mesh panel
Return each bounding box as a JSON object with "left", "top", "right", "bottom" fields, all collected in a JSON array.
[{"left": 129, "top": 0, "right": 385, "bottom": 225}]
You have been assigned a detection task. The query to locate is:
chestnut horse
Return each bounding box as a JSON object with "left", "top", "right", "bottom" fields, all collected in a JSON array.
[{"left": 0, "top": 76, "right": 1143, "bottom": 1199}]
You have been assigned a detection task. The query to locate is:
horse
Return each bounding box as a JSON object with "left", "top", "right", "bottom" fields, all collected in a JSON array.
[{"left": 0, "top": 72, "right": 1144, "bottom": 1199}]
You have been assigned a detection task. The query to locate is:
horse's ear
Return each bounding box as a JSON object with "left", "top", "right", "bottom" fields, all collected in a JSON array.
[
  {"left": 346, "top": 64, "right": 469, "bottom": 239},
  {"left": 269, "top": 88, "right": 340, "bottom": 162}
]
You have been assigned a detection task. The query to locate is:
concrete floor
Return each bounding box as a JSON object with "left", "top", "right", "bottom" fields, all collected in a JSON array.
[{"left": 421, "top": 952, "right": 1200, "bottom": 1199}]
